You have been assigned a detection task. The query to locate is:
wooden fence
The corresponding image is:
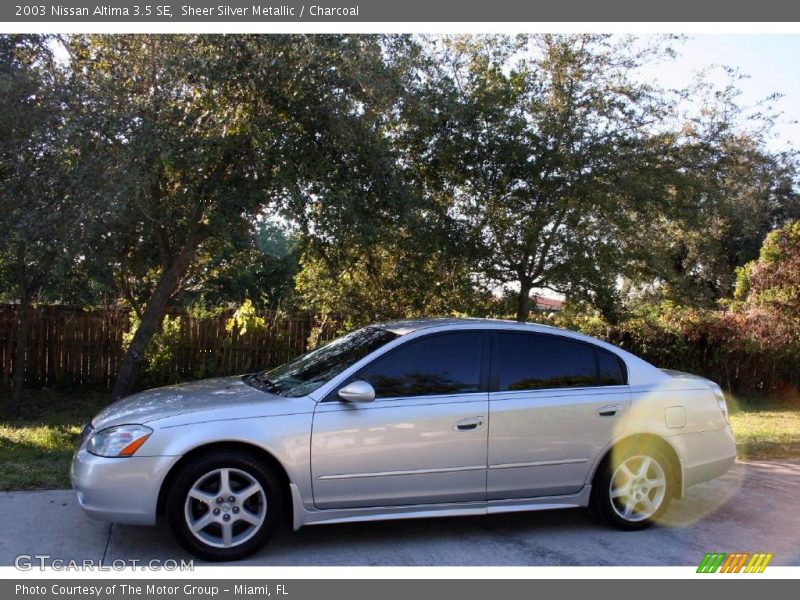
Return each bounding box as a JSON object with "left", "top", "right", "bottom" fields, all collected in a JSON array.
[{"left": 0, "top": 304, "right": 341, "bottom": 389}]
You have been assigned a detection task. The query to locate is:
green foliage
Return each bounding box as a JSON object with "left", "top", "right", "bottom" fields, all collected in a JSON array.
[
  {"left": 733, "top": 262, "right": 754, "bottom": 302},
  {"left": 0, "top": 35, "right": 89, "bottom": 304},
  {"left": 122, "top": 312, "right": 184, "bottom": 389},
  {"left": 739, "top": 220, "right": 800, "bottom": 320},
  {"left": 295, "top": 242, "right": 492, "bottom": 331},
  {"left": 637, "top": 142, "right": 800, "bottom": 307},
  {"left": 225, "top": 299, "right": 266, "bottom": 336}
]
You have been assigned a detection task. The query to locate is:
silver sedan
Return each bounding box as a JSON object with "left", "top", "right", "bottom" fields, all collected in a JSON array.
[{"left": 71, "top": 318, "right": 736, "bottom": 561}]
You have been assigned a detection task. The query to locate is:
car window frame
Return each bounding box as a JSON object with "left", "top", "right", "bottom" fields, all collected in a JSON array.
[
  {"left": 489, "top": 330, "right": 628, "bottom": 393},
  {"left": 322, "top": 329, "right": 491, "bottom": 403}
]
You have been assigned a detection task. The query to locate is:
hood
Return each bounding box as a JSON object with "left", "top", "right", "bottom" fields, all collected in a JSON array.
[{"left": 91, "top": 375, "right": 285, "bottom": 429}]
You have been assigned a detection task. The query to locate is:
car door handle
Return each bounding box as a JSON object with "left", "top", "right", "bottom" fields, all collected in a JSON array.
[
  {"left": 454, "top": 417, "right": 485, "bottom": 431},
  {"left": 597, "top": 404, "right": 623, "bottom": 417}
]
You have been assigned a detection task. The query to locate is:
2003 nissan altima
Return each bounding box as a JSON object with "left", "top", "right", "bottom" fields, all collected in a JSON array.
[{"left": 71, "top": 318, "right": 736, "bottom": 561}]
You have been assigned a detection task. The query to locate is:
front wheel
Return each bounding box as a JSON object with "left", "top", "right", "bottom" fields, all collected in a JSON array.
[
  {"left": 593, "top": 447, "right": 673, "bottom": 530},
  {"left": 166, "top": 451, "right": 284, "bottom": 561}
]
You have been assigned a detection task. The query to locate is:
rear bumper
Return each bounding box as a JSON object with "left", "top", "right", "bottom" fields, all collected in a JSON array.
[
  {"left": 70, "top": 449, "right": 177, "bottom": 526},
  {"left": 669, "top": 426, "right": 737, "bottom": 493},
  {"left": 684, "top": 454, "right": 736, "bottom": 490}
]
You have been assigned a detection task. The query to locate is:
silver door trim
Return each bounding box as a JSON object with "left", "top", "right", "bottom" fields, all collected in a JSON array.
[
  {"left": 490, "top": 386, "right": 629, "bottom": 401},
  {"left": 317, "top": 464, "right": 486, "bottom": 480},
  {"left": 488, "top": 458, "right": 588, "bottom": 470},
  {"left": 291, "top": 483, "right": 593, "bottom": 529}
]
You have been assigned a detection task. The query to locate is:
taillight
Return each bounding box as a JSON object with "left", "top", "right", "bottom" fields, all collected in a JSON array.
[{"left": 710, "top": 384, "right": 730, "bottom": 424}]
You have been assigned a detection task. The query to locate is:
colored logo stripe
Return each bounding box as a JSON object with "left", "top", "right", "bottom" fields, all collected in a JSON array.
[
  {"left": 697, "top": 552, "right": 772, "bottom": 573},
  {"left": 697, "top": 553, "right": 726, "bottom": 573},
  {"left": 745, "top": 553, "right": 773, "bottom": 573}
]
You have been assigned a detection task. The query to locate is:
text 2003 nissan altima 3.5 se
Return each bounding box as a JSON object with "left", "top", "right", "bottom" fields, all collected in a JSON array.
[{"left": 71, "top": 318, "right": 736, "bottom": 561}]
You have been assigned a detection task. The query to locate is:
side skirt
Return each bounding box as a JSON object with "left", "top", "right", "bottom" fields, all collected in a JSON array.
[{"left": 289, "top": 484, "right": 592, "bottom": 531}]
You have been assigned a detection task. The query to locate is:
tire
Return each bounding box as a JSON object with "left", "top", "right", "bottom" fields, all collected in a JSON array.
[
  {"left": 166, "top": 450, "right": 284, "bottom": 561},
  {"left": 592, "top": 443, "right": 673, "bottom": 531}
]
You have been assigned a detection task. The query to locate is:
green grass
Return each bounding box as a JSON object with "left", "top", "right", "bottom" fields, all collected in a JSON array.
[
  {"left": 0, "top": 389, "right": 798, "bottom": 491},
  {"left": 0, "top": 390, "right": 108, "bottom": 490},
  {"left": 728, "top": 396, "right": 800, "bottom": 459}
]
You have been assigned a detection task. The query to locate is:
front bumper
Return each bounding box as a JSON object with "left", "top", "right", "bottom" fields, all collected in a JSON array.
[{"left": 70, "top": 448, "right": 178, "bottom": 526}]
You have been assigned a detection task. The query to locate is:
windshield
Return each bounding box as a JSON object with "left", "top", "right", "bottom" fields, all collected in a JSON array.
[{"left": 246, "top": 326, "right": 399, "bottom": 397}]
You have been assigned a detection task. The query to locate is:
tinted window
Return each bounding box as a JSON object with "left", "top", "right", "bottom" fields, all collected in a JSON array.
[
  {"left": 597, "top": 349, "right": 625, "bottom": 386},
  {"left": 497, "top": 333, "right": 624, "bottom": 391},
  {"left": 357, "top": 332, "right": 484, "bottom": 398},
  {"left": 248, "top": 326, "right": 399, "bottom": 397}
]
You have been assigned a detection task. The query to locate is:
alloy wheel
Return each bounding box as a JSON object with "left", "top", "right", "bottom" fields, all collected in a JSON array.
[
  {"left": 183, "top": 467, "right": 267, "bottom": 548},
  {"left": 608, "top": 455, "right": 667, "bottom": 522}
]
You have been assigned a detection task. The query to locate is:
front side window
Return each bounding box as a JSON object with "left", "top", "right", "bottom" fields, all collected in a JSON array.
[
  {"left": 247, "top": 326, "right": 399, "bottom": 397},
  {"left": 356, "top": 331, "right": 485, "bottom": 399},
  {"left": 497, "top": 333, "right": 626, "bottom": 391}
]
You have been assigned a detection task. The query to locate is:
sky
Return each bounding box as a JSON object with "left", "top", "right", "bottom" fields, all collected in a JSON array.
[{"left": 652, "top": 34, "right": 800, "bottom": 152}]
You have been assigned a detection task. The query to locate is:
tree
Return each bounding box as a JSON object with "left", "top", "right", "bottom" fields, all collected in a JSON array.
[
  {"left": 295, "top": 220, "right": 491, "bottom": 328},
  {"left": 403, "top": 34, "right": 688, "bottom": 322},
  {"left": 181, "top": 220, "right": 300, "bottom": 310},
  {"left": 735, "top": 220, "right": 800, "bottom": 320},
  {"left": 625, "top": 64, "right": 800, "bottom": 308},
  {"left": 67, "top": 35, "right": 408, "bottom": 400},
  {"left": 0, "top": 35, "right": 85, "bottom": 415}
]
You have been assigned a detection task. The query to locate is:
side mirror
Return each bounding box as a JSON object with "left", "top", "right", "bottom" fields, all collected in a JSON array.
[{"left": 337, "top": 380, "right": 376, "bottom": 403}]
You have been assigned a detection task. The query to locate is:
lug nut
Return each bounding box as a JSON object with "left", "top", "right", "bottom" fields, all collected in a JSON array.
[
  {"left": 213, "top": 508, "right": 220, "bottom": 515},
  {"left": 216, "top": 497, "right": 223, "bottom": 504},
  {"left": 223, "top": 514, "right": 231, "bottom": 522},
  {"left": 232, "top": 507, "right": 240, "bottom": 514},
  {"left": 228, "top": 496, "right": 235, "bottom": 502}
]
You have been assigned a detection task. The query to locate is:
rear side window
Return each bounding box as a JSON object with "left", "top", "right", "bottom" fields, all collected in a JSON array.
[
  {"left": 597, "top": 348, "right": 625, "bottom": 386},
  {"left": 357, "top": 331, "right": 485, "bottom": 398},
  {"left": 496, "top": 333, "right": 626, "bottom": 391}
]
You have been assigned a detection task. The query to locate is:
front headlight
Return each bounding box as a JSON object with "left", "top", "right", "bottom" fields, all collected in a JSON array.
[{"left": 87, "top": 425, "right": 153, "bottom": 457}]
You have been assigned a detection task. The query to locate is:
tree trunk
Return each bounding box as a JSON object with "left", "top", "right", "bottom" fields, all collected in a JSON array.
[
  {"left": 8, "top": 289, "right": 31, "bottom": 418},
  {"left": 110, "top": 241, "right": 200, "bottom": 402},
  {"left": 515, "top": 279, "right": 532, "bottom": 322}
]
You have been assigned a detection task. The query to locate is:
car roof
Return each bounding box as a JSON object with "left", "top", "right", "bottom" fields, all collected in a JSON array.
[{"left": 374, "top": 317, "right": 568, "bottom": 336}]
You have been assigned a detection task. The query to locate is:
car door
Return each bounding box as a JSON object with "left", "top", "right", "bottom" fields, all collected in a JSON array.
[
  {"left": 487, "top": 332, "right": 630, "bottom": 500},
  {"left": 311, "top": 330, "right": 489, "bottom": 509}
]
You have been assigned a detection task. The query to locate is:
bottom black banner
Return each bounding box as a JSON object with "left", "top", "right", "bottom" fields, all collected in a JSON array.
[{"left": 2, "top": 579, "right": 794, "bottom": 600}]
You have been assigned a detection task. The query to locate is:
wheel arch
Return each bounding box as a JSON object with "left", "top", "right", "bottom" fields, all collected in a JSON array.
[
  {"left": 156, "top": 441, "right": 294, "bottom": 525},
  {"left": 590, "top": 433, "right": 683, "bottom": 499}
]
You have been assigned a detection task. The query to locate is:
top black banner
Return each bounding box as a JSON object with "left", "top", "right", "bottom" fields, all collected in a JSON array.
[{"left": 3, "top": 0, "right": 800, "bottom": 22}]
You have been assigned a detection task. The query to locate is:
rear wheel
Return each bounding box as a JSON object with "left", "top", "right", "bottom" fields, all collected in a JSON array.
[
  {"left": 166, "top": 451, "right": 284, "bottom": 561},
  {"left": 593, "top": 445, "right": 673, "bottom": 530}
]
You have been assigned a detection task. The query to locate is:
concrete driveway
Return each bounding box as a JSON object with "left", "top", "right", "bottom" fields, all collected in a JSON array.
[{"left": 2, "top": 459, "right": 799, "bottom": 566}]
